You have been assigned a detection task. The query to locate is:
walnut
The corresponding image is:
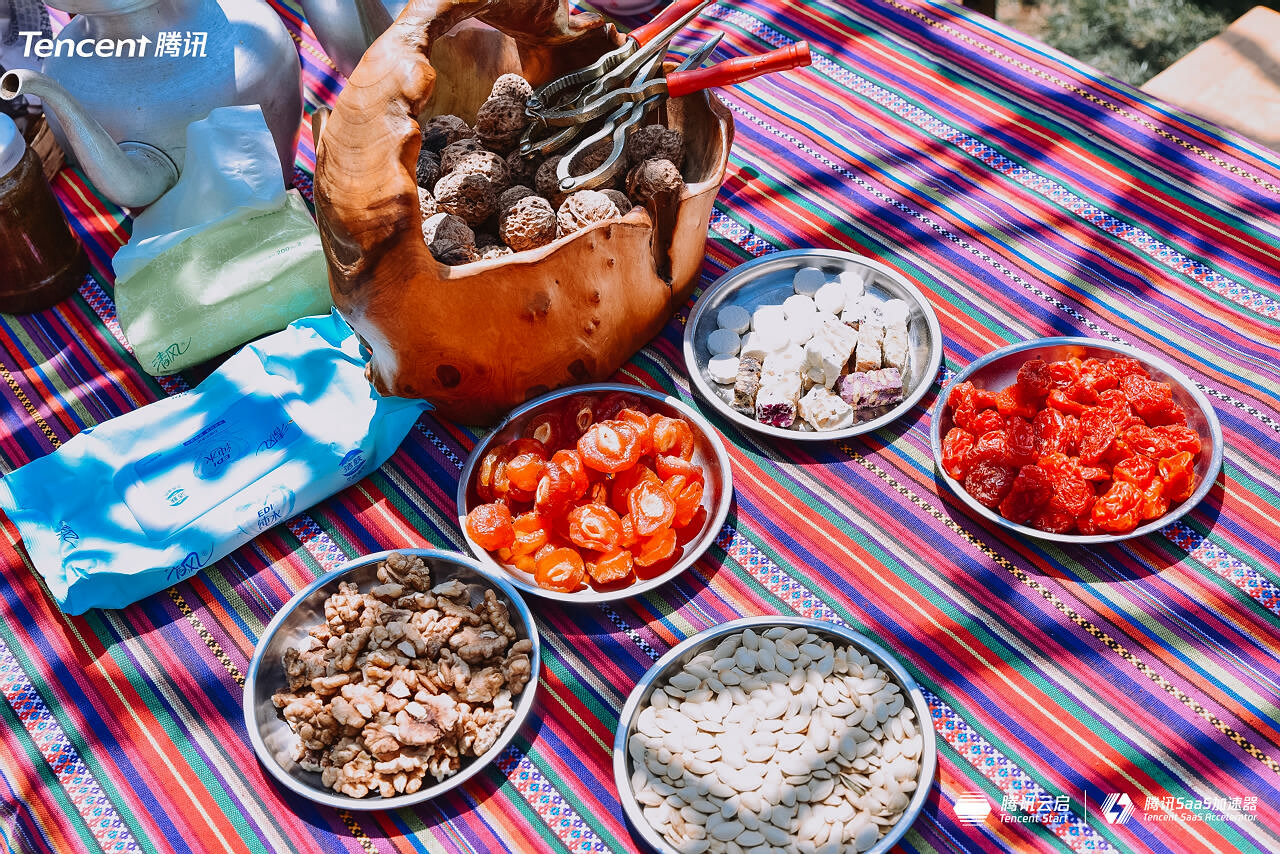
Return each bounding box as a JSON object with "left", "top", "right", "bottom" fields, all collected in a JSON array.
[
  {"left": 625, "top": 124, "right": 685, "bottom": 169},
  {"left": 534, "top": 155, "right": 567, "bottom": 206},
  {"left": 439, "top": 138, "right": 486, "bottom": 173},
  {"left": 395, "top": 591, "right": 435, "bottom": 611},
  {"left": 434, "top": 172, "right": 498, "bottom": 226},
  {"left": 474, "top": 95, "right": 529, "bottom": 153},
  {"left": 416, "top": 148, "right": 441, "bottom": 190},
  {"left": 498, "top": 184, "right": 535, "bottom": 211},
  {"left": 329, "top": 626, "right": 372, "bottom": 671},
  {"left": 438, "top": 595, "right": 483, "bottom": 626},
  {"left": 556, "top": 190, "right": 622, "bottom": 237},
  {"left": 506, "top": 150, "right": 539, "bottom": 186},
  {"left": 502, "top": 651, "right": 532, "bottom": 696},
  {"left": 430, "top": 239, "right": 480, "bottom": 266},
  {"left": 378, "top": 552, "right": 432, "bottom": 591},
  {"left": 370, "top": 582, "right": 405, "bottom": 602},
  {"left": 626, "top": 157, "right": 685, "bottom": 205},
  {"left": 450, "top": 626, "right": 508, "bottom": 663},
  {"left": 448, "top": 149, "right": 509, "bottom": 189},
  {"left": 284, "top": 646, "right": 325, "bottom": 691},
  {"left": 489, "top": 72, "right": 533, "bottom": 103},
  {"left": 417, "top": 187, "right": 439, "bottom": 223},
  {"left": 421, "top": 212, "right": 475, "bottom": 247},
  {"left": 413, "top": 609, "right": 463, "bottom": 658},
  {"left": 481, "top": 589, "right": 517, "bottom": 641},
  {"left": 396, "top": 695, "right": 459, "bottom": 746},
  {"left": 362, "top": 712, "right": 401, "bottom": 759},
  {"left": 432, "top": 578, "right": 470, "bottom": 600},
  {"left": 478, "top": 243, "right": 514, "bottom": 261},
  {"left": 325, "top": 582, "right": 363, "bottom": 631},
  {"left": 601, "top": 189, "right": 632, "bottom": 214},
  {"left": 464, "top": 666, "right": 506, "bottom": 704},
  {"left": 498, "top": 195, "right": 556, "bottom": 252},
  {"left": 421, "top": 114, "right": 476, "bottom": 153},
  {"left": 311, "top": 672, "right": 353, "bottom": 696}
]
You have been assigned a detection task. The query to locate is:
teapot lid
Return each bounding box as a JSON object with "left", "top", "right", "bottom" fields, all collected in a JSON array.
[{"left": 0, "top": 113, "right": 24, "bottom": 179}]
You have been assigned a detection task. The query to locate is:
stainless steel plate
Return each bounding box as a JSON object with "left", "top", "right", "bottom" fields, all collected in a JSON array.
[
  {"left": 243, "top": 549, "right": 541, "bottom": 810},
  {"left": 930, "top": 337, "right": 1224, "bottom": 543},
  {"left": 683, "top": 249, "right": 943, "bottom": 440},
  {"left": 613, "top": 616, "right": 937, "bottom": 854},
  {"left": 457, "top": 383, "right": 733, "bottom": 603}
]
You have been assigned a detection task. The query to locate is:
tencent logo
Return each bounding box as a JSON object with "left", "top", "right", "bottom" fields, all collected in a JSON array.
[
  {"left": 1102, "top": 793, "right": 1136, "bottom": 825},
  {"left": 954, "top": 793, "right": 992, "bottom": 825}
]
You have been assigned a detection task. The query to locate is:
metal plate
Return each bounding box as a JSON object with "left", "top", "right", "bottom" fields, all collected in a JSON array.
[
  {"left": 683, "top": 249, "right": 943, "bottom": 440},
  {"left": 613, "top": 616, "right": 937, "bottom": 854},
  {"left": 243, "top": 549, "right": 541, "bottom": 811},
  {"left": 930, "top": 337, "right": 1224, "bottom": 543},
  {"left": 456, "top": 383, "right": 733, "bottom": 603}
]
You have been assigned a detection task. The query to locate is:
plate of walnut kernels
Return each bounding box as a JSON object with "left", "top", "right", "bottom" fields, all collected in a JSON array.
[{"left": 244, "top": 549, "right": 540, "bottom": 810}]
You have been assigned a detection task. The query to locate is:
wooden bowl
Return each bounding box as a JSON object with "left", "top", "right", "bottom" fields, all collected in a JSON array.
[{"left": 313, "top": 0, "right": 734, "bottom": 425}]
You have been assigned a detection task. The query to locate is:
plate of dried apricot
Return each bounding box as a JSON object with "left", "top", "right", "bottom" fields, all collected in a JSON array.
[
  {"left": 931, "top": 338, "right": 1222, "bottom": 543},
  {"left": 458, "top": 384, "right": 734, "bottom": 601}
]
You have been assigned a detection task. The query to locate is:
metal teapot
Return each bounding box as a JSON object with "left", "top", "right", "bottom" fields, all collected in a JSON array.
[{"left": 0, "top": 0, "right": 302, "bottom": 209}]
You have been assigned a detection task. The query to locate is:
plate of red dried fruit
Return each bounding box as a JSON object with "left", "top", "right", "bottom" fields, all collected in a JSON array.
[
  {"left": 458, "top": 384, "right": 734, "bottom": 602},
  {"left": 930, "top": 338, "right": 1222, "bottom": 543}
]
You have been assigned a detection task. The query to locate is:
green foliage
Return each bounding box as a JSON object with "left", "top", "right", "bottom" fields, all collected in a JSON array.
[{"left": 1042, "top": 0, "right": 1279, "bottom": 84}]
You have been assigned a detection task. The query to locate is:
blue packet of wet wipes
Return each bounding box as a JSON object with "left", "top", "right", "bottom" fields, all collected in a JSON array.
[{"left": 0, "top": 312, "right": 429, "bottom": 614}]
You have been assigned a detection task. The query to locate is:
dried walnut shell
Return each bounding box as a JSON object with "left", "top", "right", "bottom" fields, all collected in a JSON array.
[
  {"left": 498, "top": 184, "right": 536, "bottom": 211},
  {"left": 421, "top": 212, "right": 474, "bottom": 247},
  {"left": 420, "top": 115, "right": 476, "bottom": 153},
  {"left": 489, "top": 72, "right": 533, "bottom": 103},
  {"left": 448, "top": 149, "right": 509, "bottom": 189},
  {"left": 499, "top": 195, "right": 557, "bottom": 251},
  {"left": 474, "top": 96, "right": 530, "bottom": 153},
  {"left": 439, "top": 138, "right": 486, "bottom": 173},
  {"left": 625, "top": 124, "right": 684, "bottom": 169},
  {"left": 416, "top": 149, "right": 441, "bottom": 190},
  {"left": 555, "top": 190, "right": 621, "bottom": 237},
  {"left": 626, "top": 157, "right": 684, "bottom": 205},
  {"left": 434, "top": 172, "right": 498, "bottom": 226}
]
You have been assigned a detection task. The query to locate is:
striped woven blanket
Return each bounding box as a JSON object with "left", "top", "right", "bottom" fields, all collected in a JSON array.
[{"left": 1, "top": 1, "right": 1277, "bottom": 852}]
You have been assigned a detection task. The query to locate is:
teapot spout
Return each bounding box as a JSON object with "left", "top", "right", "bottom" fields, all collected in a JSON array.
[{"left": 1, "top": 69, "right": 178, "bottom": 208}]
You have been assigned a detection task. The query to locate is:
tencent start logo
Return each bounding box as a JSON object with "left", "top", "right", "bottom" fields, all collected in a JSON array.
[
  {"left": 954, "top": 793, "right": 993, "bottom": 825},
  {"left": 1101, "top": 793, "right": 1136, "bottom": 825}
]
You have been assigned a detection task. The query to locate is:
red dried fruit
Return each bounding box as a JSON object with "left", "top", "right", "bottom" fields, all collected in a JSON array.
[
  {"left": 629, "top": 480, "right": 676, "bottom": 537},
  {"left": 1159, "top": 451, "right": 1196, "bottom": 503},
  {"left": 1113, "top": 456, "right": 1158, "bottom": 487},
  {"left": 1121, "top": 425, "right": 1173, "bottom": 459},
  {"left": 649, "top": 415, "right": 695, "bottom": 460},
  {"left": 523, "top": 411, "right": 563, "bottom": 452},
  {"left": 1091, "top": 481, "right": 1143, "bottom": 533},
  {"left": 998, "top": 465, "right": 1053, "bottom": 523},
  {"left": 963, "top": 463, "right": 1017, "bottom": 508},
  {"left": 941, "top": 427, "right": 976, "bottom": 480},
  {"left": 534, "top": 547, "right": 586, "bottom": 592},
  {"left": 1046, "top": 389, "right": 1086, "bottom": 416},
  {"left": 968, "top": 409, "right": 1005, "bottom": 437},
  {"left": 994, "top": 386, "right": 1038, "bottom": 419},
  {"left": 1016, "top": 358, "right": 1051, "bottom": 396},
  {"left": 1006, "top": 416, "right": 1037, "bottom": 466},
  {"left": 1154, "top": 425, "right": 1202, "bottom": 456},
  {"left": 969, "top": 430, "right": 1012, "bottom": 467}
]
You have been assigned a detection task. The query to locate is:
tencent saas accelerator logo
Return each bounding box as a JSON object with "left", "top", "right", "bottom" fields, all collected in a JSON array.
[
  {"left": 1101, "top": 793, "right": 1136, "bottom": 825},
  {"left": 954, "top": 792, "right": 993, "bottom": 826}
]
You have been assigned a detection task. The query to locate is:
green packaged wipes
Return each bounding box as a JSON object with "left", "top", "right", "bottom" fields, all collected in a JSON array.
[
  {"left": 112, "top": 106, "right": 332, "bottom": 376},
  {"left": 116, "top": 190, "right": 331, "bottom": 375}
]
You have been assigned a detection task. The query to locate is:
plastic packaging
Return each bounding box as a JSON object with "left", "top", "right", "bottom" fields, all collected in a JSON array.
[
  {"left": 112, "top": 106, "right": 331, "bottom": 374},
  {"left": 0, "top": 312, "right": 429, "bottom": 614}
]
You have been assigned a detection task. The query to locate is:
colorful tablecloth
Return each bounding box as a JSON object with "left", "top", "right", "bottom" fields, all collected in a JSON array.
[{"left": 2, "top": 1, "right": 1278, "bottom": 851}]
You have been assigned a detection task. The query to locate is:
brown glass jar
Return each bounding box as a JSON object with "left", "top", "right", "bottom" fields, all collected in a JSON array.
[{"left": 0, "top": 116, "right": 87, "bottom": 314}]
